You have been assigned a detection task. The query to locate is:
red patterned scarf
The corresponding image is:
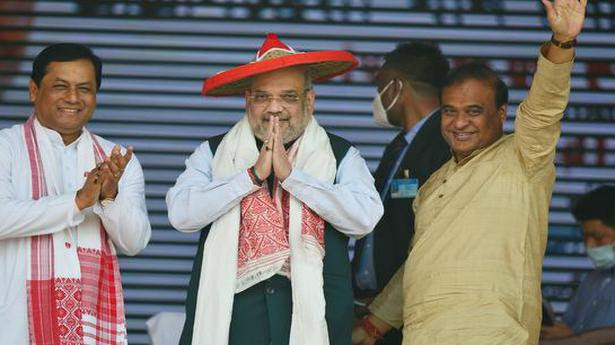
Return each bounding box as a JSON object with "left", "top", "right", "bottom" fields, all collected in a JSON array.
[
  {"left": 236, "top": 142, "right": 325, "bottom": 290},
  {"left": 191, "top": 116, "right": 336, "bottom": 344},
  {"left": 23, "top": 116, "right": 126, "bottom": 344}
]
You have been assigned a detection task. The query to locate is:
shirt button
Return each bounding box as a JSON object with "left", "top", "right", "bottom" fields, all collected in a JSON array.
[
  {"left": 443, "top": 179, "right": 447, "bottom": 184},
  {"left": 438, "top": 194, "right": 444, "bottom": 198},
  {"left": 65, "top": 242, "right": 71, "bottom": 249},
  {"left": 266, "top": 287, "right": 275, "bottom": 295}
]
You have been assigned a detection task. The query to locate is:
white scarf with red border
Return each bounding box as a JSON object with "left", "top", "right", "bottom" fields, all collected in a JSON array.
[
  {"left": 191, "top": 115, "right": 336, "bottom": 345},
  {"left": 23, "top": 116, "right": 126, "bottom": 345}
]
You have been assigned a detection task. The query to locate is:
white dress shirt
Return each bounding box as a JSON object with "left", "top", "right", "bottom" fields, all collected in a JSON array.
[
  {"left": 0, "top": 120, "right": 151, "bottom": 345},
  {"left": 166, "top": 139, "right": 383, "bottom": 238}
]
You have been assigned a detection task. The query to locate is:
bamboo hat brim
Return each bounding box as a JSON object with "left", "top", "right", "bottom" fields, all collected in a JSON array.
[{"left": 202, "top": 33, "right": 358, "bottom": 97}]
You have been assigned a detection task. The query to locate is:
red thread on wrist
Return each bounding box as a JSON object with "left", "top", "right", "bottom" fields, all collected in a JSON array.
[
  {"left": 248, "top": 167, "right": 263, "bottom": 186},
  {"left": 361, "top": 316, "right": 384, "bottom": 340}
]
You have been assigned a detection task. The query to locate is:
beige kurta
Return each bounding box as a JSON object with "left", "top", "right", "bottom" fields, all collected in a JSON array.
[{"left": 369, "top": 50, "right": 573, "bottom": 345}]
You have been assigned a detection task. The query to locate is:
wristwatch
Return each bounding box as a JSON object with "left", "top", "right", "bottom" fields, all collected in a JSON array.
[
  {"left": 101, "top": 197, "right": 115, "bottom": 207},
  {"left": 550, "top": 35, "right": 577, "bottom": 49}
]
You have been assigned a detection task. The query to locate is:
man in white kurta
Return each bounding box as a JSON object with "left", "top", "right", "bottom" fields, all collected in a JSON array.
[{"left": 0, "top": 43, "right": 151, "bottom": 345}]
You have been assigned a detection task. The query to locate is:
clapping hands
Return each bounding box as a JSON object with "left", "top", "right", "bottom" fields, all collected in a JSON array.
[{"left": 75, "top": 145, "right": 133, "bottom": 210}]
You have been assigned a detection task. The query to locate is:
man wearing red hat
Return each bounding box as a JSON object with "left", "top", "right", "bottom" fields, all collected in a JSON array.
[{"left": 166, "top": 33, "right": 384, "bottom": 345}]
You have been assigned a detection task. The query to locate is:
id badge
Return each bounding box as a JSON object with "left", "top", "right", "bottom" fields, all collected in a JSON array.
[{"left": 390, "top": 178, "right": 418, "bottom": 199}]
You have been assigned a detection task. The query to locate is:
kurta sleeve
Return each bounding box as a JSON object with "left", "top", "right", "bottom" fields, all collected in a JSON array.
[
  {"left": 514, "top": 49, "right": 573, "bottom": 178},
  {"left": 166, "top": 141, "right": 259, "bottom": 232},
  {"left": 368, "top": 266, "right": 405, "bottom": 329},
  {"left": 280, "top": 146, "right": 383, "bottom": 239},
  {"left": 0, "top": 133, "right": 86, "bottom": 240}
]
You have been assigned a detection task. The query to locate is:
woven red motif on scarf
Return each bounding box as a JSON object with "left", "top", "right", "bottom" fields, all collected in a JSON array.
[
  {"left": 23, "top": 116, "right": 126, "bottom": 344},
  {"left": 237, "top": 180, "right": 325, "bottom": 285},
  {"left": 54, "top": 278, "right": 84, "bottom": 344},
  {"left": 237, "top": 185, "right": 289, "bottom": 280},
  {"left": 301, "top": 203, "right": 325, "bottom": 250}
]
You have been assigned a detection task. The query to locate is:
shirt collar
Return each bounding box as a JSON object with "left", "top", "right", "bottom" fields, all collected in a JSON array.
[
  {"left": 34, "top": 117, "right": 84, "bottom": 149},
  {"left": 453, "top": 134, "right": 507, "bottom": 167},
  {"left": 403, "top": 107, "right": 438, "bottom": 142}
]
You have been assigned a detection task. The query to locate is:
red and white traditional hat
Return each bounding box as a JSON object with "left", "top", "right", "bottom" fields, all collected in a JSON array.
[{"left": 202, "top": 33, "right": 358, "bottom": 96}]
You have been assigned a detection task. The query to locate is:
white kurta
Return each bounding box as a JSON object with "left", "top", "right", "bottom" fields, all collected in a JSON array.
[
  {"left": 166, "top": 139, "right": 383, "bottom": 238},
  {"left": 0, "top": 119, "right": 151, "bottom": 345}
]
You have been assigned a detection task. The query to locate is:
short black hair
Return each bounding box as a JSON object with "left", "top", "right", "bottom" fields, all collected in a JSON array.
[
  {"left": 382, "top": 42, "right": 449, "bottom": 97},
  {"left": 441, "top": 63, "right": 508, "bottom": 109},
  {"left": 572, "top": 185, "right": 615, "bottom": 228},
  {"left": 31, "top": 43, "right": 102, "bottom": 90}
]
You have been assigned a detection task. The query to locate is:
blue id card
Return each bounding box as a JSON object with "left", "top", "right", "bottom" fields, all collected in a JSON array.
[{"left": 390, "top": 178, "right": 419, "bottom": 199}]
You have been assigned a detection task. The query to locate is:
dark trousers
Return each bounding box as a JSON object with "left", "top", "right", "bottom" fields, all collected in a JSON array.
[
  {"left": 229, "top": 275, "right": 292, "bottom": 345},
  {"left": 228, "top": 273, "right": 353, "bottom": 345}
]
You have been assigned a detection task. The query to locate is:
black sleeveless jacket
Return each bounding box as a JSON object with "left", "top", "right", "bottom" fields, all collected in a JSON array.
[{"left": 179, "top": 132, "right": 356, "bottom": 345}]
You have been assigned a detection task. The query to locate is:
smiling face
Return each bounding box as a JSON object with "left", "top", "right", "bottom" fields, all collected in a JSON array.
[
  {"left": 440, "top": 78, "right": 506, "bottom": 162},
  {"left": 29, "top": 59, "right": 97, "bottom": 145},
  {"left": 246, "top": 67, "right": 315, "bottom": 144}
]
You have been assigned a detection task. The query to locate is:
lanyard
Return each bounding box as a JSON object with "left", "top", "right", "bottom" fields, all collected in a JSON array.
[{"left": 380, "top": 142, "right": 411, "bottom": 200}]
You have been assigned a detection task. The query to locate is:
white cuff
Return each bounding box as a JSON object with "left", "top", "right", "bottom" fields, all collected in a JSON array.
[{"left": 69, "top": 193, "right": 86, "bottom": 227}]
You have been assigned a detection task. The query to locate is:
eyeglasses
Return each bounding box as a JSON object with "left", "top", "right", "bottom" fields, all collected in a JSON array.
[{"left": 248, "top": 89, "right": 309, "bottom": 107}]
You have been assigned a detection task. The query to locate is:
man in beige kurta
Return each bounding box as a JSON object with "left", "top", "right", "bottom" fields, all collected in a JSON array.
[{"left": 352, "top": 1, "right": 588, "bottom": 345}]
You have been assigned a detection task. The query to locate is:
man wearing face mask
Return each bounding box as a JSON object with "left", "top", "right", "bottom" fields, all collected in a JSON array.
[
  {"left": 352, "top": 42, "right": 451, "bottom": 344},
  {"left": 540, "top": 185, "right": 615, "bottom": 345}
]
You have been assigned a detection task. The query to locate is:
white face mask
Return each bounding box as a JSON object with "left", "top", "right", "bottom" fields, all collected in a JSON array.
[
  {"left": 372, "top": 79, "right": 402, "bottom": 128},
  {"left": 587, "top": 244, "right": 615, "bottom": 269}
]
